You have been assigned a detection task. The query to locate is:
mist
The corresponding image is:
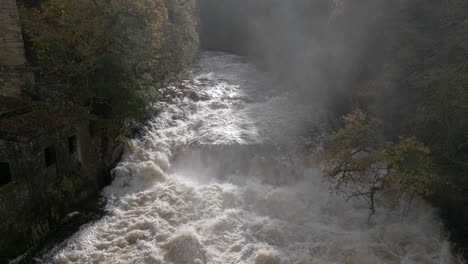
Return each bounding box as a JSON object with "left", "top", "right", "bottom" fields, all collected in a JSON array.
[{"left": 199, "top": 0, "right": 403, "bottom": 116}]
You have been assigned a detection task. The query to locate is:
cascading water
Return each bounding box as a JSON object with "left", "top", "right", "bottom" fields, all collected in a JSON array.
[{"left": 43, "top": 52, "right": 461, "bottom": 263}]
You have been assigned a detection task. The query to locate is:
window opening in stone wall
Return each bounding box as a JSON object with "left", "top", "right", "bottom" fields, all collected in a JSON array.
[
  {"left": 44, "top": 146, "right": 57, "bottom": 177},
  {"left": 0, "top": 162, "right": 12, "bottom": 187},
  {"left": 68, "top": 135, "right": 77, "bottom": 155},
  {"left": 44, "top": 146, "right": 56, "bottom": 167}
]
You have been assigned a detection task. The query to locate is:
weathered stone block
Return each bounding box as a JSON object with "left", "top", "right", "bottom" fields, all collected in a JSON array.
[{"left": 0, "top": 0, "right": 34, "bottom": 97}]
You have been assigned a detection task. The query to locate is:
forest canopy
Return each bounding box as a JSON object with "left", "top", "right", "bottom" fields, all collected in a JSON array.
[{"left": 19, "top": 0, "right": 199, "bottom": 124}]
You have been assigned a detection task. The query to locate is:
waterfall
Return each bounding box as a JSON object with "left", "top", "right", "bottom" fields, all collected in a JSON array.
[{"left": 43, "top": 52, "right": 461, "bottom": 264}]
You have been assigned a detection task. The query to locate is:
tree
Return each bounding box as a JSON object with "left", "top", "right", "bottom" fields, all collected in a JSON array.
[
  {"left": 322, "top": 110, "right": 438, "bottom": 221},
  {"left": 19, "top": 0, "right": 199, "bottom": 124}
]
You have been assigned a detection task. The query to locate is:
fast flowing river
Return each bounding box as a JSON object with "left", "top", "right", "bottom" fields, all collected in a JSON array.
[{"left": 44, "top": 52, "right": 460, "bottom": 263}]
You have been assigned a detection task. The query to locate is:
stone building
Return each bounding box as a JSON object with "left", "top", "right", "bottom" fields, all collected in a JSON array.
[
  {"left": 0, "top": 96, "right": 106, "bottom": 258},
  {"left": 0, "top": 0, "right": 118, "bottom": 260}
]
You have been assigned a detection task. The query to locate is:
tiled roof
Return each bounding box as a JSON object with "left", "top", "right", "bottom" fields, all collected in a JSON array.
[
  {"left": 0, "top": 96, "right": 31, "bottom": 116},
  {"left": 0, "top": 97, "right": 86, "bottom": 142}
]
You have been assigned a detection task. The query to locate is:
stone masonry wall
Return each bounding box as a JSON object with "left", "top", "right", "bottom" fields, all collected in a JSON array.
[
  {"left": 0, "top": 0, "right": 34, "bottom": 97},
  {"left": 0, "top": 120, "right": 106, "bottom": 259}
]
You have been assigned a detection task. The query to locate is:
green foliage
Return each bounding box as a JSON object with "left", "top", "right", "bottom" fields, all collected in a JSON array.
[
  {"left": 322, "top": 110, "right": 438, "bottom": 219},
  {"left": 19, "top": 0, "right": 199, "bottom": 125},
  {"left": 382, "top": 137, "right": 437, "bottom": 205}
]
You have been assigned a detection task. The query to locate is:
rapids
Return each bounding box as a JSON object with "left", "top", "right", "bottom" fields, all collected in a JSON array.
[{"left": 44, "top": 52, "right": 461, "bottom": 263}]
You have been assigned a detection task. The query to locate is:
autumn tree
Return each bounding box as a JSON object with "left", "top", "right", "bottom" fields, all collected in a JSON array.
[
  {"left": 322, "top": 110, "right": 438, "bottom": 221},
  {"left": 19, "top": 0, "right": 199, "bottom": 124}
]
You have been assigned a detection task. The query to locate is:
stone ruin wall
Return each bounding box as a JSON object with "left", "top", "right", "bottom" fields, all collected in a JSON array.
[{"left": 0, "top": 0, "right": 34, "bottom": 98}]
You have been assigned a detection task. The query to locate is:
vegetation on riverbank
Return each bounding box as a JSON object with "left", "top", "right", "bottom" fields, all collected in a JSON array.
[
  {"left": 321, "top": 0, "right": 468, "bottom": 256},
  {"left": 19, "top": 0, "right": 199, "bottom": 127},
  {"left": 322, "top": 110, "right": 438, "bottom": 221}
]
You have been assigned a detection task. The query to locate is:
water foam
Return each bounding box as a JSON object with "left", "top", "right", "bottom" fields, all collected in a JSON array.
[{"left": 45, "top": 52, "right": 462, "bottom": 264}]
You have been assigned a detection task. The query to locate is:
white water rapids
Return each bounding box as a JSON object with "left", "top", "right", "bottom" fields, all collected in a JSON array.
[{"left": 46, "top": 52, "right": 461, "bottom": 263}]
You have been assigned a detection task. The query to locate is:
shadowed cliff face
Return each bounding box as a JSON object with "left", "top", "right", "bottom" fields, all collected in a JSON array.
[{"left": 198, "top": 0, "right": 402, "bottom": 115}]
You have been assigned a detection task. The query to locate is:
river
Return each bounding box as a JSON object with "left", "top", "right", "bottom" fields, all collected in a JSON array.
[{"left": 39, "top": 52, "right": 460, "bottom": 263}]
